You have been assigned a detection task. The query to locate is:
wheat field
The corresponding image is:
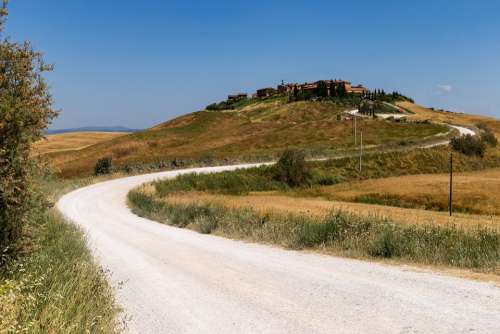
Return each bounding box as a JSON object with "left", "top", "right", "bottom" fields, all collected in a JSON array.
[
  {"left": 33, "top": 131, "right": 129, "bottom": 155},
  {"left": 296, "top": 168, "right": 500, "bottom": 216},
  {"left": 155, "top": 190, "right": 500, "bottom": 230}
]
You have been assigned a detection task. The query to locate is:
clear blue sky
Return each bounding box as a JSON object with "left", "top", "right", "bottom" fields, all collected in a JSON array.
[{"left": 7, "top": 0, "right": 500, "bottom": 129}]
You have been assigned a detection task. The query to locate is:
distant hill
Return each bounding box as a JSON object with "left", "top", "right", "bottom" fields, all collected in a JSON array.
[{"left": 46, "top": 126, "right": 141, "bottom": 135}]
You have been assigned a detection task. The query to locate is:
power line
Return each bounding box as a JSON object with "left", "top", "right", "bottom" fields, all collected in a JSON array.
[{"left": 354, "top": 116, "right": 357, "bottom": 146}]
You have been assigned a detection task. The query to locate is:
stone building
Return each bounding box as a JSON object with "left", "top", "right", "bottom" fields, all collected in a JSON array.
[
  {"left": 227, "top": 93, "right": 248, "bottom": 102},
  {"left": 256, "top": 87, "right": 277, "bottom": 98}
]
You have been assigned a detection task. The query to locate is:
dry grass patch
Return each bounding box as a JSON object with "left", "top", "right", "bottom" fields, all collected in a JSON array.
[
  {"left": 33, "top": 131, "right": 128, "bottom": 155},
  {"left": 304, "top": 168, "right": 500, "bottom": 215},
  {"left": 163, "top": 191, "right": 500, "bottom": 230}
]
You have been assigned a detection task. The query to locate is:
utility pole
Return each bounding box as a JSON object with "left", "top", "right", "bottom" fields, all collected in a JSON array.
[
  {"left": 354, "top": 116, "right": 357, "bottom": 146},
  {"left": 359, "top": 131, "right": 363, "bottom": 173},
  {"left": 449, "top": 152, "right": 453, "bottom": 216}
]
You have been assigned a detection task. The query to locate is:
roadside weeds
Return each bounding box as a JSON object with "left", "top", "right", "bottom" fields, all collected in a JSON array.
[
  {"left": 0, "top": 175, "right": 120, "bottom": 334},
  {"left": 128, "top": 188, "right": 500, "bottom": 279}
]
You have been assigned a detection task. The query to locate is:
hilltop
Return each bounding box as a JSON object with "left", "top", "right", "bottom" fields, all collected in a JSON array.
[
  {"left": 45, "top": 101, "right": 446, "bottom": 178},
  {"left": 41, "top": 79, "right": 500, "bottom": 178}
]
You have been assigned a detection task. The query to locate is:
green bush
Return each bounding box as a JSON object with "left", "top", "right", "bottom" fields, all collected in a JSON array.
[
  {"left": 94, "top": 157, "right": 112, "bottom": 175},
  {"left": 450, "top": 134, "right": 486, "bottom": 157},
  {"left": 478, "top": 126, "right": 498, "bottom": 147},
  {"left": 369, "top": 226, "right": 397, "bottom": 258},
  {"left": 482, "top": 131, "right": 498, "bottom": 147},
  {"left": 273, "top": 150, "right": 311, "bottom": 187}
]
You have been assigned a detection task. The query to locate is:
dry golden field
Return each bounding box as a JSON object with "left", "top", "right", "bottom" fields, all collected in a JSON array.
[
  {"left": 297, "top": 168, "right": 500, "bottom": 216},
  {"left": 154, "top": 189, "right": 500, "bottom": 230},
  {"left": 33, "top": 131, "right": 129, "bottom": 155}
]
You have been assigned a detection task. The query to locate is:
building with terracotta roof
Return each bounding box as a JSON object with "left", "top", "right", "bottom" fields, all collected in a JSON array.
[
  {"left": 256, "top": 87, "right": 277, "bottom": 98},
  {"left": 348, "top": 85, "right": 369, "bottom": 94},
  {"left": 258, "top": 79, "right": 369, "bottom": 98},
  {"left": 228, "top": 93, "right": 248, "bottom": 102}
]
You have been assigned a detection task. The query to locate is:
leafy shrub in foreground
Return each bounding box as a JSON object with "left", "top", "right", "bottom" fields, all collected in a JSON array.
[{"left": 0, "top": 5, "right": 57, "bottom": 251}]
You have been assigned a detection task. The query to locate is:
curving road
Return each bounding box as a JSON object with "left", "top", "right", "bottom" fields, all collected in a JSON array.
[
  {"left": 58, "top": 162, "right": 500, "bottom": 334},
  {"left": 451, "top": 124, "right": 476, "bottom": 137},
  {"left": 347, "top": 108, "right": 476, "bottom": 144},
  {"left": 423, "top": 124, "right": 476, "bottom": 148}
]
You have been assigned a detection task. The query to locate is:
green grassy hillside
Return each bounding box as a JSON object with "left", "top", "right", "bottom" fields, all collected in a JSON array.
[{"left": 48, "top": 99, "right": 448, "bottom": 178}]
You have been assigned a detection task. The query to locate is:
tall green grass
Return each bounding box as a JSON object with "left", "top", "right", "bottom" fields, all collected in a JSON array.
[
  {"left": 152, "top": 147, "right": 500, "bottom": 198},
  {"left": 155, "top": 165, "right": 283, "bottom": 196},
  {"left": 0, "top": 175, "right": 118, "bottom": 333},
  {"left": 129, "top": 190, "right": 500, "bottom": 271},
  {"left": 0, "top": 210, "right": 118, "bottom": 333}
]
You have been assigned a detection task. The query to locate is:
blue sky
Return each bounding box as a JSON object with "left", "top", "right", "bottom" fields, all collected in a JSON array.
[{"left": 6, "top": 0, "right": 500, "bottom": 129}]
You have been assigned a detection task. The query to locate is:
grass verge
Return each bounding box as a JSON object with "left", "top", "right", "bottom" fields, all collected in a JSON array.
[
  {"left": 129, "top": 189, "right": 500, "bottom": 273},
  {"left": 0, "top": 176, "right": 118, "bottom": 333}
]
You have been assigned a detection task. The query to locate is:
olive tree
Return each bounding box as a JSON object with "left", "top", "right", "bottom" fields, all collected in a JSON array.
[
  {"left": 273, "top": 150, "right": 311, "bottom": 187},
  {"left": 0, "top": 1, "right": 57, "bottom": 251}
]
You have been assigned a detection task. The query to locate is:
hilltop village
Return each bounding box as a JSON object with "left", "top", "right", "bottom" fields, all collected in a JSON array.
[
  {"left": 207, "top": 79, "right": 412, "bottom": 113},
  {"left": 227, "top": 79, "right": 369, "bottom": 102}
]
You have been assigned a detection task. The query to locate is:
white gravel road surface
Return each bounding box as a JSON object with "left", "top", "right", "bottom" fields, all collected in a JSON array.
[
  {"left": 424, "top": 125, "right": 476, "bottom": 148},
  {"left": 451, "top": 124, "right": 476, "bottom": 136},
  {"left": 58, "top": 163, "right": 500, "bottom": 334}
]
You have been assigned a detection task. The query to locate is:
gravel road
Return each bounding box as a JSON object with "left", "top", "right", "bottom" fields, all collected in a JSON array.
[{"left": 58, "top": 163, "right": 500, "bottom": 334}]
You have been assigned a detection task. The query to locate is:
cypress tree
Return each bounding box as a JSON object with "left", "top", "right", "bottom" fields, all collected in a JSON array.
[
  {"left": 316, "top": 80, "right": 328, "bottom": 97},
  {"left": 338, "top": 83, "right": 346, "bottom": 97},
  {"left": 329, "top": 82, "right": 336, "bottom": 97}
]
